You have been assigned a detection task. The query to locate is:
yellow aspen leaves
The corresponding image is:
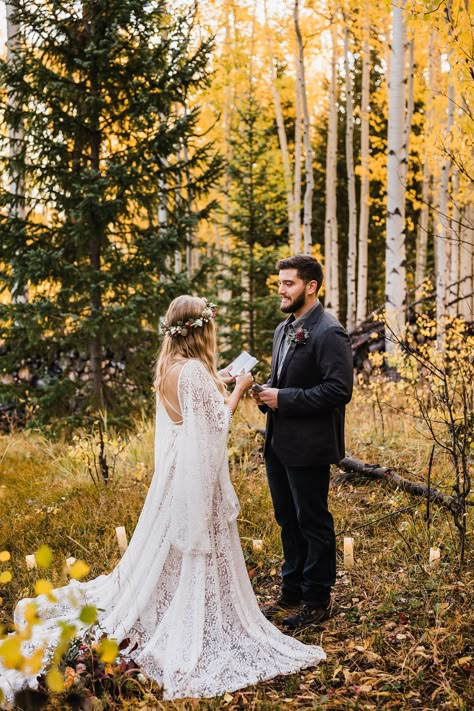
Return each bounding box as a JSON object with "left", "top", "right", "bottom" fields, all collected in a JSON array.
[
  {"left": 23, "top": 647, "right": 46, "bottom": 675},
  {"left": 0, "top": 551, "right": 11, "bottom": 562},
  {"left": 79, "top": 605, "right": 98, "bottom": 625},
  {"left": 34, "top": 579, "right": 53, "bottom": 596},
  {"left": 35, "top": 545, "right": 53, "bottom": 569},
  {"left": 0, "top": 636, "right": 23, "bottom": 670},
  {"left": 68, "top": 560, "right": 90, "bottom": 580},
  {"left": 98, "top": 638, "right": 119, "bottom": 663},
  {"left": 0, "top": 571, "right": 12, "bottom": 584},
  {"left": 45, "top": 668, "right": 65, "bottom": 693},
  {"left": 23, "top": 602, "right": 39, "bottom": 624}
]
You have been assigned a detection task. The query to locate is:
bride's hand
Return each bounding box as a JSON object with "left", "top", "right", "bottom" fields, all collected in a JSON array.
[
  {"left": 234, "top": 370, "right": 254, "bottom": 393},
  {"left": 218, "top": 367, "right": 235, "bottom": 385}
]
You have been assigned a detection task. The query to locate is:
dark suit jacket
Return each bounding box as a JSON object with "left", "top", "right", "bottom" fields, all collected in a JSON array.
[{"left": 264, "top": 302, "right": 353, "bottom": 467}]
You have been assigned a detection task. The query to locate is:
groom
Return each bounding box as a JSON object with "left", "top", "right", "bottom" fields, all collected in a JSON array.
[{"left": 252, "top": 255, "right": 353, "bottom": 629}]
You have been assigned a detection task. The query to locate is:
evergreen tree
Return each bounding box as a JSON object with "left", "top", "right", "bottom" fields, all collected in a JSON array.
[
  {"left": 220, "top": 93, "right": 287, "bottom": 369},
  {"left": 0, "top": 0, "right": 221, "bottom": 423}
]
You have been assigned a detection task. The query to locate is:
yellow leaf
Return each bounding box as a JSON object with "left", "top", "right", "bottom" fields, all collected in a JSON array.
[
  {"left": 79, "top": 605, "right": 97, "bottom": 625},
  {"left": 457, "top": 656, "right": 472, "bottom": 666},
  {"left": 35, "top": 545, "right": 53, "bottom": 569},
  {"left": 98, "top": 638, "right": 119, "bottom": 664},
  {"left": 34, "top": 579, "right": 53, "bottom": 596},
  {"left": 223, "top": 692, "right": 233, "bottom": 703},
  {"left": 0, "top": 571, "right": 12, "bottom": 584},
  {"left": 46, "top": 668, "right": 64, "bottom": 693},
  {"left": 0, "top": 551, "right": 11, "bottom": 563},
  {"left": 69, "top": 560, "right": 90, "bottom": 580},
  {"left": 24, "top": 647, "right": 45, "bottom": 675},
  {"left": 0, "top": 636, "right": 22, "bottom": 669},
  {"left": 23, "top": 602, "right": 39, "bottom": 624}
]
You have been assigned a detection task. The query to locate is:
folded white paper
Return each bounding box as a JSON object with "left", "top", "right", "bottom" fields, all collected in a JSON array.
[{"left": 227, "top": 351, "right": 258, "bottom": 376}]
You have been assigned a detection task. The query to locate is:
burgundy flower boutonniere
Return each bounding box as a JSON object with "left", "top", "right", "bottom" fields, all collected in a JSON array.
[{"left": 287, "top": 327, "right": 310, "bottom": 346}]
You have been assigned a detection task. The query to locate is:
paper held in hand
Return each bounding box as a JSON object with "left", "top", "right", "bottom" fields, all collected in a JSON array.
[{"left": 227, "top": 351, "right": 258, "bottom": 376}]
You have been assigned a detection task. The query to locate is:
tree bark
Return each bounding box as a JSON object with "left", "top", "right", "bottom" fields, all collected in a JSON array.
[
  {"left": 264, "top": 0, "right": 296, "bottom": 251},
  {"left": 344, "top": 24, "right": 357, "bottom": 330},
  {"left": 415, "top": 30, "right": 434, "bottom": 311},
  {"left": 294, "top": 0, "right": 313, "bottom": 254},
  {"left": 6, "top": 1, "right": 27, "bottom": 305},
  {"left": 324, "top": 23, "right": 339, "bottom": 315},
  {"left": 459, "top": 202, "right": 474, "bottom": 319},
  {"left": 294, "top": 66, "right": 302, "bottom": 253},
  {"left": 436, "top": 80, "right": 454, "bottom": 338},
  {"left": 385, "top": 0, "right": 408, "bottom": 351},
  {"left": 356, "top": 21, "right": 370, "bottom": 326}
]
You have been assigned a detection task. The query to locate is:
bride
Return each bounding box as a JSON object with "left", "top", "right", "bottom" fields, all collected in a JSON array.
[{"left": 0, "top": 295, "right": 324, "bottom": 704}]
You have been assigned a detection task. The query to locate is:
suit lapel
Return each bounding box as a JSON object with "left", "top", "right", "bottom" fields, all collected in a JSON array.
[{"left": 276, "top": 302, "right": 324, "bottom": 385}]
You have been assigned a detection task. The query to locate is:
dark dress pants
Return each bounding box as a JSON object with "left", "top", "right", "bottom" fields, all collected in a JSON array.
[{"left": 265, "top": 446, "right": 336, "bottom": 606}]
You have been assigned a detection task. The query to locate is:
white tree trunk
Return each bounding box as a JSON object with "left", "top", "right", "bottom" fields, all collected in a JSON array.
[
  {"left": 324, "top": 24, "right": 339, "bottom": 316},
  {"left": 415, "top": 30, "right": 434, "bottom": 308},
  {"left": 344, "top": 25, "right": 357, "bottom": 331},
  {"left": 448, "top": 169, "right": 461, "bottom": 314},
  {"left": 385, "top": 0, "right": 408, "bottom": 349},
  {"left": 6, "top": 1, "right": 27, "bottom": 304},
  {"left": 436, "top": 80, "right": 454, "bottom": 333},
  {"left": 294, "top": 0, "right": 313, "bottom": 254},
  {"left": 264, "top": 0, "right": 296, "bottom": 250},
  {"left": 294, "top": 67, "right": 302, "bottom": 253},
  {"left": 459, "top": 202, "right": 474, "bottom": 320},
  {"left": 356, "top": 22, "right": 370, "bottom": 325}
]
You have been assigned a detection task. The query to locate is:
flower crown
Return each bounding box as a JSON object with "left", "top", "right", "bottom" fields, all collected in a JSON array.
[{"left": 160, "top": 300, "right": 217, "bottom": 337}]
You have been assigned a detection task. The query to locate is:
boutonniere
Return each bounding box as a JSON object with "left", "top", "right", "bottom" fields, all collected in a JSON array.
[{"left": 287, "top": 326, "right": 310, "bottom": 346}]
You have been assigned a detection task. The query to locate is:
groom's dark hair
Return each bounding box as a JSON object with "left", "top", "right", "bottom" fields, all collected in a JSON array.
[{"left": 277, "top": 255, "right": 324, "bottom": 293}]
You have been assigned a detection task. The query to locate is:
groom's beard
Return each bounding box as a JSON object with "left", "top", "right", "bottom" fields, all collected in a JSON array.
[{"left": 280, "top": 288, "right": 306, "bottom": 314}]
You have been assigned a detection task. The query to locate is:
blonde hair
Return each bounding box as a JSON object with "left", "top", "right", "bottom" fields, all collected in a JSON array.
[{"left": 154, "top": 295, "right": 226, "bottom": 397}]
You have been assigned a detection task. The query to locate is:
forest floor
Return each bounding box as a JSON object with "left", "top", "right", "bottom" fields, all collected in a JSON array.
[{"left": 0, "top": 390, "right": 472, "bottom": 710}]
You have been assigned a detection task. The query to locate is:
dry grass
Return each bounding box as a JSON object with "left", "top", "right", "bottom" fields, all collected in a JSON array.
[{"left": 0, "top": 390, "right": 472, "bottom": 710}]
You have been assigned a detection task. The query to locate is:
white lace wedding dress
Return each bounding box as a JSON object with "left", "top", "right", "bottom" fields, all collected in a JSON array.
[{"left": 0, "top": 359, "right": 324, "bottom": 704}]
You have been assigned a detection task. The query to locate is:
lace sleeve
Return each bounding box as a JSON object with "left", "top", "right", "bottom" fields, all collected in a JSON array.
[{"left": 167, "top": 360, "right": 238, "bottom": 555}]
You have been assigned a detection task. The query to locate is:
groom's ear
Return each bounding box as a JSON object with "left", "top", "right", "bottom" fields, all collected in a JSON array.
[{"left": 307, "top": 280, "right": 318, "bottom": 295}]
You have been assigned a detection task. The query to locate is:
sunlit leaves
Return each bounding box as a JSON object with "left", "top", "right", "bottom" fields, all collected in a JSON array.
[
  {"left": 0, "top": 636, "right": 22, "bottom": 670},
  {"left": 79, "top": 606, "right": 98, "bottom": 625},
  {"left": 34, "top": 579, "right": 53, "bottom": 597},
  {"left": 35, "top": 545, "right": 53, "bottom": 569},
  {"left": 68, "top": 560, "right": 90, "bottom": 580},
  {"left": 98, "top": 638, "right": 119, "bottom": 664},
  {"left": 45, "top": 668, "right": 64, "bottom": 693}
]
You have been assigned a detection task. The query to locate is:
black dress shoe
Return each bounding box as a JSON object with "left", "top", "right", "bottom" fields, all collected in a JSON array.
[
  {"left": 282, "top": 603, "right": 330, "bottom": 629},
  {"left": 261, "top": 597, "right": 301, "bottom": 620}
]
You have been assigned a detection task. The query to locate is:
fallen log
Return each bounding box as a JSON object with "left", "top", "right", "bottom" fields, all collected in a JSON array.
[{"left": 335, "top": 457, "right": 464, "bottom": 512}]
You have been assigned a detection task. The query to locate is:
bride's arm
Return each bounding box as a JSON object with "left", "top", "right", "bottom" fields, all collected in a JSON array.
[{"left": 227, "top": 371, "right": 254, "bottom": 413}]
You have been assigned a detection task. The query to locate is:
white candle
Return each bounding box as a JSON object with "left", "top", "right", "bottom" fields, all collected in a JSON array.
[
  {"left": 344, "top": 537, "right": 354, "bottom": 569},
  {"left": 115, "top": 526, "right": 128, "bottom": 554},
  {"left": 65, "top": 556, "right": 76, "bottom": 571},
  {"left": 25, "top": 554, "right": 37, "bottom": 570}
]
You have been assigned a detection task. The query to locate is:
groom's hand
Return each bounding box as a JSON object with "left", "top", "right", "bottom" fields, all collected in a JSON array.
[{"left": 258, "top": 387, "right": 278, "bottom": 410}]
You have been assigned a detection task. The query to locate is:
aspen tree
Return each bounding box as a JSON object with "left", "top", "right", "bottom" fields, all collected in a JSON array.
[
  {"left": 415, "top": 29, "right": 434, "bottom": 310},
  {"left": 356, "top": 16, "right": 370, "bottom": 325},
  {"left": 264, "top": 0, "right": 296, "bottom": 251},
  {"left": 5, "top": 1, "right": 27, "bottom": 304},
  {"left": 385, "top": 0, "right": 408, "bottom": 349},
  {"left": 344, "top": 23, "right": 357, "bottom": 330},
  {"left": 294, "top": 0, "right": 313, "bottom": 253},
  {"left": 324, "top": 22, "right": 339, "bottom": 316}
]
